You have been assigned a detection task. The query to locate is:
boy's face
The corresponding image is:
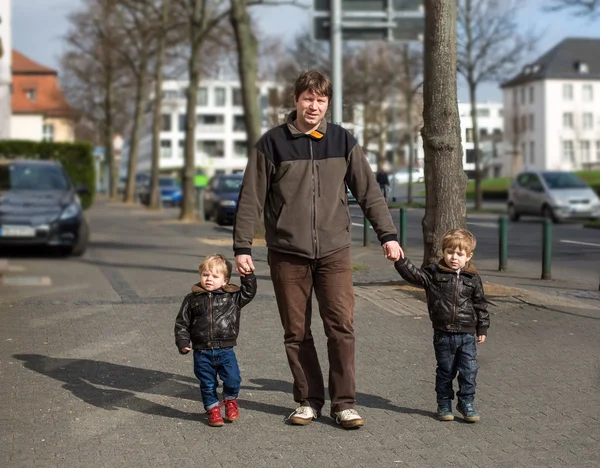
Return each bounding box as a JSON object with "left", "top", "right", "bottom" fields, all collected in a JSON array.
[
  {"left": 200, "top": 268, "right": 228, "bottom": 291},
  {"left": 443, "top": 247, "right": 473, "bottom": 270}
]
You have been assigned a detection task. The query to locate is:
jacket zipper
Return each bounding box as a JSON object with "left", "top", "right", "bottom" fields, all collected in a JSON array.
[
  {"left": 310, "top": 139, "right": 317, "bottom": 258},
  {"left": 451, "top": 269, "right": 460, "bottom": 325},
  {"left": 208, "top": 292, "right": 214, "bottom": 344}
]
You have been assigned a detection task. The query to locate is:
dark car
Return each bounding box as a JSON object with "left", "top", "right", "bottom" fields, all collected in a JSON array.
[
  {"left": 140, "top": 176, "right": 182, "bottom": 207},
  {"left": 0, "top": 160, "right": 89, "bottom": 256},
  {"left": 202, "top": 174, "right": 243, "bottom": 225}
]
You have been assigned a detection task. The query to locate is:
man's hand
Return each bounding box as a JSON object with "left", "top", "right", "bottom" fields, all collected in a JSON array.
[
  {"left": 382, "top": 240, "right": 404, "bottom": 262},
  {"left": 477, "top": 335, "right": 486, "bottom": 344},
  {"left": 235, "top": 254, "right": 256, "bottom": 276}
]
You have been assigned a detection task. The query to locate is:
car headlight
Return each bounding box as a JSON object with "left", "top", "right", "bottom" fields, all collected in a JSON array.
[
  {"left": 219, "top": 200, "right": 236, "bottom": 206},
  {"left": 59, "top": 202, "right": 81, "bottom": 220}
]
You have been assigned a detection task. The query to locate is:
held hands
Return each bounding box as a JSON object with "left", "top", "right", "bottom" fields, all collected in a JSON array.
[
  {"left": 382, "top": 240, "right": 404, "bottom": 262},
  {"left": 477, "top": 335, "right": 486, "bottom": 344},
  {"left": 235, "top": 254, "right": 256, "bottom": 276},
  {"left": 180, "top": 347, "right": 192, "bottom": 354}
]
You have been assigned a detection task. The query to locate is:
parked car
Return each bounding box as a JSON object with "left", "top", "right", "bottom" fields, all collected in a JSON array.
[
  {"left": 118, "top": 173, "right": 150, "bottom": 200},
  {"left": 0, "top": 159, "right": 89, "bottom": 256},
  {"left": 139, "top": 176, "right": 182, "bottom": 207},
  {"left": 508, "top": 170, "right": 600, "bottom": 223},
  {"left": 202, "top": 174, "right": 243, "bottom": 225},
  {"left": 393, "top": 168, "right": 424, "bottom": 184}
]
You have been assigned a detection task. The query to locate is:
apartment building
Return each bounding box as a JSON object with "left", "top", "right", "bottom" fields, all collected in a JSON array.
[
  {"left": 501, "top": 38, "right": 600, "bottom": 176},
  {"left": 0, "top": 0, "right": 11, "bottom": 139}
]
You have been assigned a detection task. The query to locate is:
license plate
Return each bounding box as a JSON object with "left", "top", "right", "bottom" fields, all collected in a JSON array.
[{"left": 0, "top": 225, "right": 36, "bottom": 237}]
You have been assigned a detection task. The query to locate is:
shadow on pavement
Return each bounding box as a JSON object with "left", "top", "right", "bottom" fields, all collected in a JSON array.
[{"left": 82, "top": 258, "right": 196, "bottom": 274}]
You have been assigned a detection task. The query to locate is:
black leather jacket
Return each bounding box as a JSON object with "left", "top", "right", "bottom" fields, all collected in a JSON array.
[
  {"left": 394, "top": 258, "right": 489, "bottom": 335},
  {"left": 174, "top": 273, "right": 257, "bottom": 352}
]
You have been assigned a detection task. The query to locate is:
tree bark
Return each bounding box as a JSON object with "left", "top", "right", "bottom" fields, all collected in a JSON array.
[
  {"left": 149, "top": 0, "right": 171, "bottom": 211},
  {"left": 104, "top": 67, "right": 117, "bottom": 201},
  {"left": 422, "top": 0, "right": 467, "bottom": 266},
  {"left": 468, "top": 79, "right": 483, "bottom": 209}
]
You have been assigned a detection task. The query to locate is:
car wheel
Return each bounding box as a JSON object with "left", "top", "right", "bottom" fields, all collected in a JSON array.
[
  {"left": 507, "top": 203, "right": 520, "bottom": 221},
  {"left": 542, "top": 205, "right": 559, "bottom": 223},
  {"left": 60, "top": 217, "right": 89, "bottom": 257}
]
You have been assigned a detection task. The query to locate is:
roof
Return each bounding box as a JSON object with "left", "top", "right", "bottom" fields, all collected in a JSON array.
[
  {"left": 501, "top": 38, "right": 600, "bottom": 88},
  {"left": 12, "top": 50, "right": 57, "bottom": 75}
]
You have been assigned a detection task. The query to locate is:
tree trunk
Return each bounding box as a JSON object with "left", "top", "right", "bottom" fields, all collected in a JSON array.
[
  {"left": 124, "top": 61, "right": 149, "bottom": 204},
  {"left": 422, "top": 0, "right": 467, "bottom": 266},
  {"left": 149, "top": 0, "right": 171, "bottom": 211},
  {"left": 468, "top": 80, "right": 483, "bottom": 209},
  {"left": 406, "top": 92, "right": 415, "bottom": 203},
  {"left": 103, "top": 42, "right": 117, "bottom": 201},
  {"left": 230, "top": 0, "right": 261, "bottom": 154}
]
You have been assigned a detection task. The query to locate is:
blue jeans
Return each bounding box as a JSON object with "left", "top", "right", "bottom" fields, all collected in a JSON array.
[
  {"left": 433, "top": 332, "right": 479, "bottom": 405},
  {"left": 193, "top": 348, "right": 241, "bottom": 410}
]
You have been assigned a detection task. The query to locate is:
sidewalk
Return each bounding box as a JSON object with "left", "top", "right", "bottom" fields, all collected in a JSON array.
[{"left": 0, "top": 201, "right": 598, "bottom": 468}]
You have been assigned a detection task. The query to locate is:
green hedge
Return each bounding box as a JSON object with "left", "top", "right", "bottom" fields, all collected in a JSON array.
[{"left": 0, "top": 140, "right": 95, "bottom": 209}]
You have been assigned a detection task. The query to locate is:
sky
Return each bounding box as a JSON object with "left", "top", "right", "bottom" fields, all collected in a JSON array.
[{"left": 11, "top": 0, "right": 600, "bottom": 102}]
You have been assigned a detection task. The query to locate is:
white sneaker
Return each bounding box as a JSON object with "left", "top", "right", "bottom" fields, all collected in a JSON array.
[
  {"left": 331, "top": 408, "right": 365, "bottom": 429},
  {"left": 287, "top": 405, "right": 318, "bottom": 425}
]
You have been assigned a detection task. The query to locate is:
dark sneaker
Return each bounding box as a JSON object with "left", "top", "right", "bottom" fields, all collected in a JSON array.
[
  {"left": 330, "top": 408, "right": 365, "bottom": 429},
  {"left": 206, "top": 406, "right": 224, "bottom": 427},
  {"left": 287, "top": 405, "right": 318, "bottom": 425},
  {"left": 223, "top": 398, "right": 239, "bottom": 422},
  {"left": 437, "top": 404, "right": 454, "bottom": 421},
  {"left": 457, "top": 402, "right": 480, "bottom": 423}
]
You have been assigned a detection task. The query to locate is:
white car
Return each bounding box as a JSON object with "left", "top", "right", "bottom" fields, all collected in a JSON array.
[{"left": 393, "top": 168, "right": 424, "bottom": 184}]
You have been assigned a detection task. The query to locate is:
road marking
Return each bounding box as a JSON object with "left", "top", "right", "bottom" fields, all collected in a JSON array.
[
  {"left": 466, "top": 221, "right": 497, "bottom": 228},
  {"left": 560, "top": 239, "right": 600, "bottom": 248}
]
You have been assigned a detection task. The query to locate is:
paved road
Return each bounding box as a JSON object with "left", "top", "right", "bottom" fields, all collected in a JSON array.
[{"left": 1, "top": 201, "right": 599, "bottom": 468}]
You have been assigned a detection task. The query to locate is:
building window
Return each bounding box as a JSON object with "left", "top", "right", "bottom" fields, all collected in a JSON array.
[
  {"left": 529, "top": 141, "right": 535, "bottom": 165},
  {"left": 26, "top": 89, "right": 37, "bottom": 102},
  {"left": 160, "top": 140, "right": 172, "bottom": 159},
  {"left": 521, "top": 115, "right": 527, "bottom": 132},
  {"left": 563, "top": 140, "right": 574, "bottom": 163},
  {"left": 476, "top": 108, "right": 490, "bottom": 117},
  {"left": 563, "top": 112, "right": 573, "bottom": 129},
  {"left": 197, "top": 114, "right": 224, "bottom": 125},
  {"left": 512, "top": 88, "right": 518, "bottom": 104},
  {"left": 233, "top": 115, "right": 245, "bottom": 132},
  {"left": 232, "top": 88, "right": 243, "bottom": 106},
  {"left": 521, "top": 143, "right": 527, "bottom": 162},
  {"left": 580, "top": 140, "right": 591, "bottom": 161},
  {"left": 178, "top": 114, "right": 186, "bottom": 131},
  {"left": 529, "top": 86, "right": 534, "bottom": 103},
  {"left": 198, "top": 87, "right": 208, "bottom": 106},
  {"left": 163, "top": 90, "right": 178, "bottom": 100},
  {"left": 42, "top": 124, "right": 54, "bottom": 141},
  {"left": 178, "top": 140, "right": 185, "bottom": 158},
  {"left": 563, "top": 83, "right": 573, "bottom": 100},
  {"left": 199, "top": 140, "right": 224, "bottom": 158},
  {"left": 161, "top": 114, "right": 172, "bottom": 132},
  {"left": 465, "top": 128, "right": 473, "bottom": 142},
  {"left": 234, "top": 141, "right": 247, "bottom": 157},
  {"left": 529, "top": 114, "right": 534, "bottom": 131},
  {"left": 480, "top": 128, "right": 488, "bottom": 138},
  {"left": 583, "top": 112, "right": 594, "bottom": 129},
  {"left": 596, "top": 141, "right": 600, "bottom": 161},
  {"left": 493, "top": 128, "right": 502, "bottom": 136},
  {"left": 520, "top": 87, "right": 526, "bottom": 105},
  {"left": 466, "top": 149, "right": 476, "bottom": 164},
  {"left": 214, "top": 87, "right": 226, "bottom": 106},
  {"left": 582, "top": 84, "right": 594, "bottom": 101}
]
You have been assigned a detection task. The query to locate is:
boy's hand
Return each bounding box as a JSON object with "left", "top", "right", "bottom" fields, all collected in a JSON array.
[
  {"left": 477, "top": 335, "right": 486, "bottom": 344},
  {"left": 180, "top": 347, "right": 192, "bottom": 354}
]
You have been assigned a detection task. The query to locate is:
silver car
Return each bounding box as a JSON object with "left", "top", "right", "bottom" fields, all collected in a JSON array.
[{"left": 508, "top": 171, "right": 600, "bottom": 222}]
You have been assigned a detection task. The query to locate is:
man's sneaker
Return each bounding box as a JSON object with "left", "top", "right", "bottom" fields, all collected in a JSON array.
[
  {"left": 206, "top": 406, "right": 224, "bottom": 427},
  {"left": 437, "top": 404, "right": 454, "bottom": 421},
  {"left": 287, "top": 405, "right": 318, "bottom": 425},
  {"left": 330, "top": 408, "right": 365, "bottom": 429},
  {"left": 457, "top": 402, "right": 480, "bottom": 423},
  {"left": 223, "top": 398, "right": 239, "bottom": 422}
]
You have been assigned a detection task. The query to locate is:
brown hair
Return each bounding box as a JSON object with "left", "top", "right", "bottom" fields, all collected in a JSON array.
[
  {"left": 199, "top": 254, "right": 232, "bottom": 281},
  {"left": 293, "top": 70, "right": 333, "bottom": 102},
  {"left": 441, "top": 229, "right": 477, "bottom": 255}
]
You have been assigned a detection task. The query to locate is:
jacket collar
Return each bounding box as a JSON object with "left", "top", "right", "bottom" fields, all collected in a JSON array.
[
  {"left": 286, "top": 111, "right": 327, "bottom": 140},
  {"left": 191, "top": 282, "right": 240, "bottom": 295},
  {"left": 436, "top": 259, "right": 478, "bottom": 275}
]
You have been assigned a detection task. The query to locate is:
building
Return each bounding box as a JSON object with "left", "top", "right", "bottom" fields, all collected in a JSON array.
[
  {"left": 0, "top": 0, "right": 11, "bottom": 139},
  {"left": 11, "top": 50, "right": 76, "bottom": 142},
  {"left": 501, "top": 37, "right": 600, "bottom": 176}
]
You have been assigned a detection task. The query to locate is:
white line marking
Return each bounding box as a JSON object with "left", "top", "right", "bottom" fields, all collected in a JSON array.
[
  {"left": 466, "top": 222, "right": 497, "bottom": 228},
  {"left": 560, "top": 239, "right": 600, "bottom": 248}
]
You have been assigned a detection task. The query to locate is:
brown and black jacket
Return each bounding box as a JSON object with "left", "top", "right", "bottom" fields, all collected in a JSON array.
[{"left": 233, "top": 112, "right": 397, "bottom": 259}]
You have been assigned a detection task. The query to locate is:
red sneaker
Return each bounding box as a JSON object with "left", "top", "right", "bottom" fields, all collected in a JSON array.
[
  {"left": 206, "top": 406, "right": 224, "bottom": 427},
  {"left": 223, "top": 398, "right": 239, "bottom": 422}
]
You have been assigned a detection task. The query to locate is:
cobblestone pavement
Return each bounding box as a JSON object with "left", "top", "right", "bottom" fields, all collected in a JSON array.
[{"left": 1, "top": 201, "right": 598, "bottom": 468}]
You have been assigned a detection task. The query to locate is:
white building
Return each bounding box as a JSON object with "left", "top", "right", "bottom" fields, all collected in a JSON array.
[
  {"left": 0, "top": 0, "right": 12, "bottom": 139},
  {"left": 501, "top": 37, "right": 600, "bottom": 176}
]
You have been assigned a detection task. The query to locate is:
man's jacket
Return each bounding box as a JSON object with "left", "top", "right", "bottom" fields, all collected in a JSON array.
[
  {"left": 394, "top": 258, "right": 490, "bottom": 335},
  {"left": 174, "top": 273, "right": 257, "bottom": 351},
  {"left": 233, "top": 112, "right": 397, "bottom": 259}
]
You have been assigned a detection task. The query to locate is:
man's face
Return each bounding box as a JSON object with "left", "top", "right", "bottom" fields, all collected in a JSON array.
[{"left": 294, "top": 90, "right": 329, "bottom": 130}]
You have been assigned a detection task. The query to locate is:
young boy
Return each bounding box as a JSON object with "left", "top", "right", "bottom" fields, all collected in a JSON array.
[
  {"left": 394, "top": 229, "right": 489, "bottom": 423},
  {"left": 174, "top": 254, "right": 256, "bottom": 427}
]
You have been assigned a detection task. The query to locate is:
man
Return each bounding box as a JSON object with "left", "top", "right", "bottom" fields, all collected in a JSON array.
[{"left": 233, "top": 70, "right": 402, "bottom": 429}]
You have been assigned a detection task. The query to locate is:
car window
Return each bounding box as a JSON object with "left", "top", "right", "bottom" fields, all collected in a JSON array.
[
  {"left": 516, "top": 174, "right": 529, "bottom": 187},
  {"left": 0, "top": 164, "right": 70, "bottom": 190},
  {"left": 541, "top": 172, "right": 588, "bottom": 189},
  {"left": 528, "top": 174, "right": 544, "bottom": 192},
  {"left": 217, "top": 177, "right": 243, "bottom": 193}
]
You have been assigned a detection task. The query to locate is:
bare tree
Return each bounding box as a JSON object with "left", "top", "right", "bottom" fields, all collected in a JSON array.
[
  {"left": 422, "top": 0, "right": 466, "bottom": 265},
  {"left": 458, "top": 0, "right": 537, "bottom": 209},
  {"left": 544, "top": 0, "right": 600, "bottom": 17}
]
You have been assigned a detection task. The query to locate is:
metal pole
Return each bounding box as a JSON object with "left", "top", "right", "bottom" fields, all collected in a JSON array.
[
  {"left": 331, "top": 0, "right": 343, "bottom": 125},
  {"left": 541, "top": 219, "right": 552, "bottom": 280},
  {"left": 399, "top": 207, "right": 407, "bottom": 250},
  {"left": 363, "top": 215, "right": 370, "bottom": 247},
  {"left": 498, "top": 215, "right": 508, "bottom": 271}
]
